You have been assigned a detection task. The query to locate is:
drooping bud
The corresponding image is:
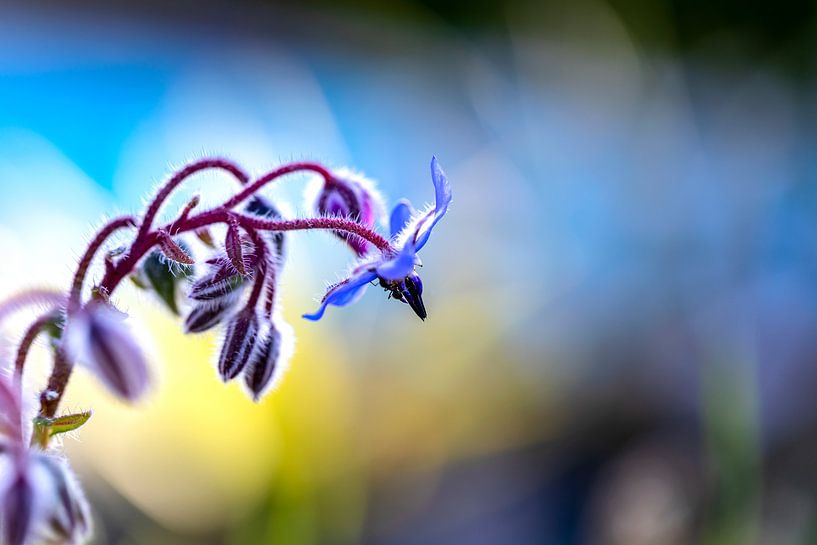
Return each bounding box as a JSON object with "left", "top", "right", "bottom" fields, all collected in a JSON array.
[
  {"left": 63, "top": 302, "right": 150, "bottom": 401},
  {"left": 310, "top": 170, "right": 385, "bottom": 255},
  {"left": 2, "top": 466, "right": 34, "bottom": 545},
  {"left": 36, "top": 455, "right": 91, "bottom": 545},
  {"left": 138, "top": 248, "right": 194, "bottom": 315},
  {"left": 184, "top": 295, "right": 240, "bottom": 334},
  {"left": 217, "top": 309, "right": 260, "bottom": 381},
  {"left": 188, "top": 260, "right": 248, "bottom": 302},
  {"left": 243, "top": 320, "right": 292, "bottom": 401},
  {"left": 0, "top": 451, "right": 91, "bottom": 545}
]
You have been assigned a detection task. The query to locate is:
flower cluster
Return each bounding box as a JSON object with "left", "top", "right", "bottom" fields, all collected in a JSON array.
[{"left": 0, "top": 156, "right": 451, "bottom": 544}]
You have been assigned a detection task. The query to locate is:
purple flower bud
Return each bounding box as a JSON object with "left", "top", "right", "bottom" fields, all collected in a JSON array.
[
  {"left": 2, "top": 467, "right": 34, "bottom": 545},
  {"left": 0, "top": 377, "right": 22, "bottom": 445},
  {"left": 242, "top": 320, "right": 292, "bottom": 401},
  {"left": 217, "top": 309, "right": 260, "bottom": 381},
  {"left": 189, "top": 268, "right": 245, "bottom": 302},
  {"left": 310, "top": 170, "right": 385, "bottom": 255},
  {"left": 0, "top": 453, "right": 91, "bottom": 545},
  {"left": 184, "top": 295, "right": 240, "bottom": 334},
  {"left": 36, "top": 456, "right": 90, "bottom": 544},
  {"left": 64, "top": 303, "right": 150, "bottom": 401}
]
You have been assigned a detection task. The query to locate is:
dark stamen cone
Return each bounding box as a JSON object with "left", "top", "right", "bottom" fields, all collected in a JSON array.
[{"left": 402, "top": 275, "right": 426, "bottom": 320}]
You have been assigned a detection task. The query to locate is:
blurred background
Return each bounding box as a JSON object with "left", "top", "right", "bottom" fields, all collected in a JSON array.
[{"left": 1, "top": 0, "right": 817, "bottom": 543}]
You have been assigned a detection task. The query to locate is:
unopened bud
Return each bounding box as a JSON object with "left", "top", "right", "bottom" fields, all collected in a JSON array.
[
  {"left": 217, "top": 309, "right": 260, "bottom": 381},
  {"left": 64, "top": 303, "right": 150, "bottom": 401},
  {"left": 184, "top": 295, "right": 240, "bottom": 334},
  {"left": 311, "top": 170, "right": 385, "bottom": 255},
  {"left": 188, "top": 262, "right": 247, "bottom": 302},
  {"left": 2, "top": 468, "right": 34, "bottom": 545},
  {"left": 36, "top": 455, "right": 91, "bottom": 544},
  {"left": 243, "top": 321, "right": 289, "bottom": 401}
]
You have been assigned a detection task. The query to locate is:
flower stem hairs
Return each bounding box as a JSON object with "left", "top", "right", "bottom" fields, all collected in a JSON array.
[{"left": 0, "top": 156, "right": 451, "bottom": 544}]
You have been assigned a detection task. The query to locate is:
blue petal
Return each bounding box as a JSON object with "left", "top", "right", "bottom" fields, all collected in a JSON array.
[
  {"left": 389, "top": 199, "right": 414, "bottom": 238},
  {"left": 376, "top": 241, "right": 416, "bottom": 281},
  {"left": 303, "top": 271, "right": 377, "bottom": 321},
  {"left": 413, "top": 156, "right": 453, "bottom": 251}
]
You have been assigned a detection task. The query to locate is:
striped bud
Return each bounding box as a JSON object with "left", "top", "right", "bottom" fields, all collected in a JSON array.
[
  {"left": 63, "top": 303, "right": 150, "bottom": 401},
  {"left": 36, "top": 456, "right": 91, "bottom": 545},
  {"left": 2, "top": 465, "right": 34, "bottom": 545},
  {"left": 217, "top": 309, "right": 260, "bottom": 381},
  {"left": 188, "top": 267, "right": 245, "bottom": 302},
  {"left": 243, "top": 323, "right": 283, "bottom": 401},
  {"left": 184, "top": 295, "right": 240, "bottom": 334}
]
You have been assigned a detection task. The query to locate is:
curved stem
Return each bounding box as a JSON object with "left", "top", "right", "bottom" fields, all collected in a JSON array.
[
  {"left": 222, "top": 162, "right": 333, "bottom": 210},
  {"left": 68, "top": 216, "right": 137, "bottom": 313},
  {"left": 98, "top": 212, "right": 391, "bottom": 298},
  {"left": 236, "top": 215, "right": 392, "bottom": 251},
  {"left": 137, "top": 158, "right": 250, "bottom": 241},
  {"left": 13, "top": 314, "right": 54, "bottom": 389},
  {"left": 0, "top": 289, "right": 65, "bottom": 326},
  {"left": 39, "top": 348, "right": 72, "bottom": 419}
]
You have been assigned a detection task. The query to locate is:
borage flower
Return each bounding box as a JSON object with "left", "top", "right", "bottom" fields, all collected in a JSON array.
[{"left": 304, "top": 156, "right": 452, "bottom": 321}]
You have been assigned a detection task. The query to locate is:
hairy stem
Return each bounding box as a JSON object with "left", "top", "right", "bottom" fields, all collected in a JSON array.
[
  {"left": 39, "top": 348, "right": 72, "bottom": 418},
  {"left": 99, "top": 212, "right": 390, "bottom": 297},
  {"left": 68, "top": 216, "right": 137, "bottom": 313},
  {"left": 222, "top": 162, "right": 333, "bottom": 209},
  {"left": 0, "top": 289, "right": 65, "bottom": 326},
  {"left": 137, "top": 158, "right": 249, "bottom": 241},
  {"left": 13, "top": 314, "right": 55, "bottom": 389}
]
